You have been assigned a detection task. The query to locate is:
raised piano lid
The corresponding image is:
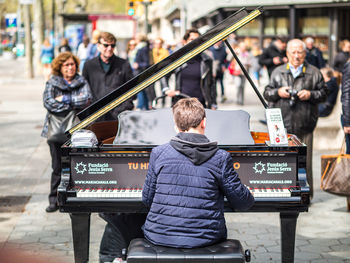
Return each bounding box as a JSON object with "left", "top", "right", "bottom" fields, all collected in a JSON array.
[
  {"left": 113, "top": 108, "right": 255, "bottom": 146},
  {"left": 67, "top": 7, "right": 263, "bottom": 135}
]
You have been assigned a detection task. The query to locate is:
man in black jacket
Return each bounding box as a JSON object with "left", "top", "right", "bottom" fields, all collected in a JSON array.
[
  {"left": 259, "top": 37, "right": 288, "bottom": 77},
  {"left": 83, "top": 32, "right": 145, "bottom": 263},
  {"left": 305, "top": 37, "right": 325, "bottom": 69},
  {"left": 263, "top": 39, "right": 328, "bottom": 198},
  {"left": 82, "top": 31, "right": 135, "bottom": 121}
]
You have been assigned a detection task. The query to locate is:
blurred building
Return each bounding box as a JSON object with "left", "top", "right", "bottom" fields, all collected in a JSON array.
[
  {"left": 145, "top": 0, "right": 350, "bottom": 64},
  {"left": 59, "top": 13, "right": 136, "bottom": 58}
]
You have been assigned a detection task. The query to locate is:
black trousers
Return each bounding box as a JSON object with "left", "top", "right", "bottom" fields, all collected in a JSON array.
[
  {"left": 99, "top": 213, "right": 147, "bottom": 263},
  {"left": 47, "top": 141, "right": 62, "bottom": 206}
]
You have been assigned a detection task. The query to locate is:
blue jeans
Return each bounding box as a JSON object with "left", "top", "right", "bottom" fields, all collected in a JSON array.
[{"left": 137, "top": 91, "right": 149, "bottom": 110}]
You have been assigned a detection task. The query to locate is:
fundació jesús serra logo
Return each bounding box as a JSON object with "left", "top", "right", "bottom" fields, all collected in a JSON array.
[{"left": 253, "top": 161, "right": 292, "bottom": 174}]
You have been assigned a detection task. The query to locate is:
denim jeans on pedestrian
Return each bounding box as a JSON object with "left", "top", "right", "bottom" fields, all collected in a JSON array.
[{"left": 137, "top": 91, "right": 149, "bottom": 110}]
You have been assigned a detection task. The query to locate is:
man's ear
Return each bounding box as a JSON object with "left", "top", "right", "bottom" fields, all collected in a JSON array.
[{"left": 201, "top": 118, "right": 206, "bottom": 130}]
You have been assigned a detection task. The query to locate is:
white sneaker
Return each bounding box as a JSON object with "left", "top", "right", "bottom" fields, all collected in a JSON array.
[{"left": 112, "top": 258, "right": 126, "bottom": 263}]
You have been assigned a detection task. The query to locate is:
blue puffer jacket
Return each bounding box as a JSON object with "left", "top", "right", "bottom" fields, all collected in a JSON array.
[{"left": 142, "top": 133, "right": 254, "bottom": 248}]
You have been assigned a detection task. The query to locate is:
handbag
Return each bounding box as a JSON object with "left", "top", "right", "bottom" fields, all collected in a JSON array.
[
  {"left": 321, "top": 140, "right": 350, "bottom": 197},
  {"left": 228, "top": 60, "right": 241, "bottom": 76},
  {"left": 47, "top": 111, "right": 79, "bottom": 144}
]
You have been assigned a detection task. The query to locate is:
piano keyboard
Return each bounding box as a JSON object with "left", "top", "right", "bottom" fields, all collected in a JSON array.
[
  {"left": 77, "top": 188, "right": 143, "bottom": 198},
  {"left": 249, "top": 187, "right": 291, "bottom": 198},
  {"left": 76, "top": 187, "right": 291, "bottom": 198}
]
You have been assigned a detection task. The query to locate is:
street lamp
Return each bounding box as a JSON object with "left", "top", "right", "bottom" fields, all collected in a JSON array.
[{"left": 142, "top": 0, "right": 151, "bottom": 34}]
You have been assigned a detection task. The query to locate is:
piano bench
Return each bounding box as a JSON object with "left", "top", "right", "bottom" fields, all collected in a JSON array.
[{"left": 126, "top": 238, "right": 251, "bottom": 263}]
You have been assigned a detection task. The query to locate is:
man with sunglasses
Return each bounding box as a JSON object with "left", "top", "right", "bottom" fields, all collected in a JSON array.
[
  {"left": 83, "top": 32, "right": 145, "bottom": 263},
  {"left": 82, "top": 31, "right": 135, "bottom": 121}
]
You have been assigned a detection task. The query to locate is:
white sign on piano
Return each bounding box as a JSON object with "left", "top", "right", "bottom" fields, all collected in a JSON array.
[{"left": 265, "top": 108, "right": 288, "bottom": 146}]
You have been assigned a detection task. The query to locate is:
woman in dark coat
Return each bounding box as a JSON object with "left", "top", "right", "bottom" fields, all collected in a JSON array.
[{"left": 41, "top": 52, "right": 91, "bottom": 212}]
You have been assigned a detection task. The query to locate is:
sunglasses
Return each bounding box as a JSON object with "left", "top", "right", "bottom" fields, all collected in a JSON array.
[{"left": 100, "top": 43, "right": 116, "bottom": 48}]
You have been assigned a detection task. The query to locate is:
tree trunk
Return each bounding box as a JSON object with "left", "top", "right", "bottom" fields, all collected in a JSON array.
[
  {"left": 24, "top": 4, "right": 34, "bottom": 78},
  {"left": 56, "top": 0, "right": 65, "bottom": 40},
  {"left": 34, "top": 0, "right": 45, "bottom": 76}
]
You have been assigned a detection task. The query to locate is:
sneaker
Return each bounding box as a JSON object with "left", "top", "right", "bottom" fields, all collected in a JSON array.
[
  {"left": 112, "top": 258, "right": 126, "bottom": 263},
  {"left": 221, "top": 96, "right": 227, "bottom": 103},
  {"left": 45, "top": 204, "right": 58, "bottom": 213}
]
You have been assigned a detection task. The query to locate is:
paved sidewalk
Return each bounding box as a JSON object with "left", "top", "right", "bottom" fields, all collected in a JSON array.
[{"left": 0, "top": 57, "right": 349, "bottom": 263}]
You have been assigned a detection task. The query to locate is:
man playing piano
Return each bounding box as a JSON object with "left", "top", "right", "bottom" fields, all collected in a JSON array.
[{"left": 142, "top": 98, "right": 254, "bottom": 248}]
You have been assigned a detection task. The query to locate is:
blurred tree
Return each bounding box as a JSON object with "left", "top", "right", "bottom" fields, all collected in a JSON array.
[
  {"left": 63, "top": 0, "right": 126, "bottom": 14},
  {"left": 0, "top": 0, "right": 17, "bottom": 13},
  {"left": 34, "top": 0, "right": 45, "bottom": 75}
]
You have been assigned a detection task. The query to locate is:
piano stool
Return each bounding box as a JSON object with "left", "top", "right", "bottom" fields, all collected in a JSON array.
[{"left": 125, "top": 238, "right": 251, "bottom": 263}]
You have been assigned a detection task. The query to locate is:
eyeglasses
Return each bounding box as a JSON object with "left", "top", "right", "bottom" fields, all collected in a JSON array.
[
  {"left": 62, "top": 63, "right": 76, "bottom": 68},
  {"left": 100, "top": 43, "right": 116, "bottom": 48}
]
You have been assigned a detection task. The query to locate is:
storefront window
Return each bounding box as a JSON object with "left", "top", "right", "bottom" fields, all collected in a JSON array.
[
  {"left": 299, "top": 16, "right": 329, "bottom": 35},
  {"left": 236, "top": 19, "right": 259, "bottom": 36},
  {"left": 264, "top": 17, "right": 289, "bottom": 36}
]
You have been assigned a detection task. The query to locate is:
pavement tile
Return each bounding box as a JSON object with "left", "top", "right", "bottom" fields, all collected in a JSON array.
[
  {"left": 294, "top": 251, "right": 323, "bottom": 261},
  {"left": 320, "top": 250, "right": 350, "bottom": 261},
  {"left": 251, "top": 251, "right": 280, "bottom": 262},
  {"left": 54, "top": 242, "right": 74, "bottom": 251},
  {"left": 245, "top": 238, "right": 278, "bottom": 248},
  {"left": 308, "top": 238, "right": 341, "bottom": 246},
  {"left": 300, "top": 244, "right": 333, "bottom": 253},
  {"left": 338, "top": 237, "right": 350, "bottom": 245},
  {"left": 39, "top": 236, "right": 71, "bottom": 245}
]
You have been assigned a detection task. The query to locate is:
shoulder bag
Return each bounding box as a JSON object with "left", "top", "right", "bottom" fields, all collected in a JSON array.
[
  {"left": 321, "top": 139, "right": 350, "bottom": 197},
  {"left": 47, "top": 111, "right": 79, "bottom": 144}
]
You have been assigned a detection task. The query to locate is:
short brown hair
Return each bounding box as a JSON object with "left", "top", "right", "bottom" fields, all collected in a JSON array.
[
  {"left": 51, "top": 52, "right": 80, "bottom": 76},
  {"left": 172, "top": 98, "right": 206, "bottom": 132},
  {"left": 99, "top": 32, "right": 117, "bottom": 43},
  {"left": 183, "top": 28, "right": 200, "bottom": 41}
]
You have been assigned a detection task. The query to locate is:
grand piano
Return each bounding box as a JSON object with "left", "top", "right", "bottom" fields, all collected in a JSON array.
[{"left": 58, "top": 7, "right": 310, "bottom": 263}]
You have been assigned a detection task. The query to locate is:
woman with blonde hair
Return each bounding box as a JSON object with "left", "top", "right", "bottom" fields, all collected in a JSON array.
[
  {"left": 87, "top": 29, "right": 101, "bottom": 60},
  {"left": 58, "top": 38, "right": 72, "bottom": 53}
]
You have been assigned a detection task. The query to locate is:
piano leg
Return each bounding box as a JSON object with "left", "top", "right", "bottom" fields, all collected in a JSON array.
[
  {"left": 70, "top": 213, "right": 91, "bottom": 263},
  {"left": 280, "top": 212, "right": 299, "bottom": 263}
]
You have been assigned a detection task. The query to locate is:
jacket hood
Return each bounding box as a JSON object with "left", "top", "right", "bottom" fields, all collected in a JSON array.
[
  {"left": 170, "top": 132, "right": 218, "bottom": 165},
  {"left": 48, "top": 74, "right": 85, "bottom": 91}
]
